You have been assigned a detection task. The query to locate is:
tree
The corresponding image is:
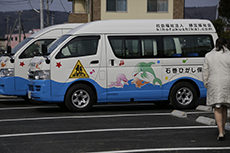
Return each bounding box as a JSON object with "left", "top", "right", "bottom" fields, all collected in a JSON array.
[
  {"left": 218, "top": 0, "right": 230, "bottom": 22},
  {"left": 212, "top": 19, "right": 225, "bottom": 36}
]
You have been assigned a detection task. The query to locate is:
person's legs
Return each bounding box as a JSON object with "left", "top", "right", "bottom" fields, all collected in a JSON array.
[
  {"left": 214, "top": 107, "right": 224, "bottom": 137},
  {"left": 222, "top": 106, "right": 227, "bottom": 134}
]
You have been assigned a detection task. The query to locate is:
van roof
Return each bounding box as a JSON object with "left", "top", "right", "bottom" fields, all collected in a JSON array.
[
  {"left": 30, "top": 23, "right": 83, "bottom": 38},
  {"left": 68, "top": 19, "right": 216, "bottom": 35}
]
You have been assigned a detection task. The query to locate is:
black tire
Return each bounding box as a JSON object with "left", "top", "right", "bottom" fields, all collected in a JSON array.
[
  {"left": 169, "top": 82, "right": 198, "bottom": 109},
  {"left": 65, "top": 84, "right": 95, "bottom": 112}
]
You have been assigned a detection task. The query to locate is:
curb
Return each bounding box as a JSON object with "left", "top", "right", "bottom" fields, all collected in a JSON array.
[
  {"left": 196, "top": 105, "right": 212, "bottom": 112},
  {"left": 196, "top": 116, "right": 216, "bottom": 126},
  {"left": 171, "top": 110, "right": 187, "bottom": 118},
  {"left": 225, "top": 122, "right": 230, "bottom": 131}
]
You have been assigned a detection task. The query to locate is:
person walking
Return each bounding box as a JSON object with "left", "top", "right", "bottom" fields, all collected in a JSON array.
[{"left": 203, "top": 38, "right": 230, "bottom": 141}]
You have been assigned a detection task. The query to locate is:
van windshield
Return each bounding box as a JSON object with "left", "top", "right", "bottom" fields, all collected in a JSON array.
[
  {"left": 12, "top": 38, "right": 33, "bottom": 54},
  {"left": 47, "top": 35, "right": 71, "bottom": 54}
]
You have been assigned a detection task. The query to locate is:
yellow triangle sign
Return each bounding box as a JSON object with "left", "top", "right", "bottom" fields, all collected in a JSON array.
[{"left": 69, "top": 60, "right": 89, "bottom": 78}]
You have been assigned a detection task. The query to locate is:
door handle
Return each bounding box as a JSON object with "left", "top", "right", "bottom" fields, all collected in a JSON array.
[
  {"left": 110, "top": 59, "right": 114, "bottom": 66},
  {"left": 90, "top": 60, "right": 99, "bottom": 64}
]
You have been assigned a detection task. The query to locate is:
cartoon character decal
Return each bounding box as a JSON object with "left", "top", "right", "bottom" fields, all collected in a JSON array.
[
  {"left": 109, "top": 62, "right": 162, "bottom": 89},
  {"left": 135, "top": 62, "right": 162, "bottom": 86},
  {"left": 131, "top": 78, "right": 149, "bottom": 88},
  {"left": 109, "top": 74, "right": 129, "bottom": 88}
]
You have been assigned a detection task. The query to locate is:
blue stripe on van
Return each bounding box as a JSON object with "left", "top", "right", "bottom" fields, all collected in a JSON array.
[{"left": 29, "top": 77, "right": 206, "bottom": 103}]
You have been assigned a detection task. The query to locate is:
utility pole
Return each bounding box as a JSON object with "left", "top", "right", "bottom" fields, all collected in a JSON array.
[
  {"left": 40, "top": 0, "right": 44, "bottom": 29},
  {"left": 51, "top": 12, "right": 54, "bottom": 25},
  {"left": 90, "top": 0, "right": 93, "bottom": 21},
  {"left": 5, "top": 16, "right": 10, "bottom": 42},
  {"left": 46, "top": 0, "right": 50, "bottom": 26},
  {"left": 18, "top": 11, "right": 22, "bottom": 43},
  {"left": 6, "top": 16, "right": 9, "bottom": 35},
  {"left": 8, "top": 19, "right": 18, "bottom": 46}
]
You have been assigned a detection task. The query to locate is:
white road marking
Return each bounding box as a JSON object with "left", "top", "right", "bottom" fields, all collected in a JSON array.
[
  {"left": 0, "top": 99, "right": 23, "bottom": 101},
  {"left": 0, "top": 125, "right": 216, "bottom": 138},
  {"left": 0, "top": 103, "right": 152, "bottom": 111},
  {"left": 0, "top": 106, "right": 57, "bottom": 111},
  {"left": 89, "top": 147, "right": 230, "bottom": 153},
  {"left": 0, "top": 111, "right": 211, "bottom": 122}
]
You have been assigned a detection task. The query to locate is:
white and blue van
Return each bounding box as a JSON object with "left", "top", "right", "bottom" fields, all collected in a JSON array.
[
  {"left": 28, "top": 20, "right": 217, "bottom": 111},
  {"left": 0, "top": 23, "right": 82, "bottom": 98}
]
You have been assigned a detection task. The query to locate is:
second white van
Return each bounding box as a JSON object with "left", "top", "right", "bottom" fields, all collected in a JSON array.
[{"left": 0, "top": 23, "right": 83, "bottom": 98}]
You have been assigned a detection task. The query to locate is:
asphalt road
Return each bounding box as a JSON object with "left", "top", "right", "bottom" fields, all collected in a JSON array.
[{"left": 0, "top": 98, "right": 230, "bottom": 153}]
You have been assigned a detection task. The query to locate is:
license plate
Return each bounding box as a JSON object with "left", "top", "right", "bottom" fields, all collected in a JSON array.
[{"left": 28, "top": 91, "right": 31, "bottom": 99}]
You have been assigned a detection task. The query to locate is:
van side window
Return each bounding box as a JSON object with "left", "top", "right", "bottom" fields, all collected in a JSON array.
[
  {"left": 19, "top": 39, "right": 54, "bottom": 59},
  {"left": 163, "top": 35, "right": 213, "bottom": 57},
  {"left": 142, "top": 39, "right": 158, "bottom": 56},
  {"left": 56, "top": 36, "right": 100, "bottom": 59},
  {"left": 109, "top": 36, "right": 159, "bottom": 58},
  {"left": 125, "top": 39, "right": 141, "bottom": 57},
  {"left": 163, "top": 37, "right": 178, "bottom": 57}
]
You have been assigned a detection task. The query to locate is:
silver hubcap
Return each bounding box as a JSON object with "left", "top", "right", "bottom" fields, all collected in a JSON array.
[
  {"left": 71, "top": 89, "right": 90, "bottom": 108},
  {"left": 176, "top": 87, "right": 193, "bottom": 106}
]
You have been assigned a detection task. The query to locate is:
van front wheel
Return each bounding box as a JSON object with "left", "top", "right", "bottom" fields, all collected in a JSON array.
[
  {"left": 65, "top": 84, "right": 95, "bottom": 112},
  {"left": 170, "top": 82, "right": 198, "bottom": 109}
]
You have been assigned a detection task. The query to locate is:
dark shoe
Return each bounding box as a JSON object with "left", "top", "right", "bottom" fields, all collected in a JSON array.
[{"left": 217, "top": 135, "right": 225, "bottom": 141}]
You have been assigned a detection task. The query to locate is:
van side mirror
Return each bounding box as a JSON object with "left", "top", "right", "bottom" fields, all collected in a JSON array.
[
  {"left": 45, "top": 57, "right": 50, "bottom": 64},
  {"left": 7, "top": 46, "right": 12, "bottom": 55},
  {"left": 10, "top": 58, "right": 14, "bottom": 63},
  {"left": 41, "top": 44, "right": 48, "bottom": 55}
]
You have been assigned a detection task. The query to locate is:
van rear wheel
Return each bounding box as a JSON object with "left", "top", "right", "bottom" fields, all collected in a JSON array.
[
  {"left": 65, "top": 84, "right": 95, "bottom": 112},
  {"left": 170, "top": 82, "right": 198, "bottom": 109}
]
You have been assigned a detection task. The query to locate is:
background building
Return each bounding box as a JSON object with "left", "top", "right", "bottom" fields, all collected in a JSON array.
[
  {"left": 4, "top": 29, "right": 40, "bottom": 49},
  {"left": 68, "top": 0, "right": 184, "bottom": 23}
]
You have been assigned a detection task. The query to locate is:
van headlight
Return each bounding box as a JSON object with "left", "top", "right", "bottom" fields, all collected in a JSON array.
[
  {"left": 33, "top": 70, "right": 50, "bottom": 80},
  {"left": 0, "top": 68, "right": 14, "bottom": 77}
]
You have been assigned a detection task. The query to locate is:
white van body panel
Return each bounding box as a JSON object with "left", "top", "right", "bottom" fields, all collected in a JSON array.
[{"left": 28, "top": 20, "right": 218, "bottom": 106}]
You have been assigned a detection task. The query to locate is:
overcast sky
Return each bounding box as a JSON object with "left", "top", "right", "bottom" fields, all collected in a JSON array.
[{"left": 0, "top": 0, "right": 220, "bottom": 12}]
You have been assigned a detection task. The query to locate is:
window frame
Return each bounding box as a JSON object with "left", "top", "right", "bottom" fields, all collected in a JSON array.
[
  {"left": 106, "top": 0, "right": 127, "bottom": 12},
  {"left": 147, "top": 0, "right": 169, "bottom": 13},
  {"left": 55, "top": 35, "right": 101, "bottom": 59}
]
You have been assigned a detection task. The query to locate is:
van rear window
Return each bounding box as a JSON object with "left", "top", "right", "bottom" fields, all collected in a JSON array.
[{"left": 163, "top": 35, "right": 214, "bottom": 57}]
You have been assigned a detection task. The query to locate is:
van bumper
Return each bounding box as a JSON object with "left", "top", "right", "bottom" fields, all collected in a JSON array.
[
  {"left": 28, "top": 80, "right": 64, "bottom": 102},
  {"left": 0, "top": 77, "right": 26, "bottom": 96}
]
